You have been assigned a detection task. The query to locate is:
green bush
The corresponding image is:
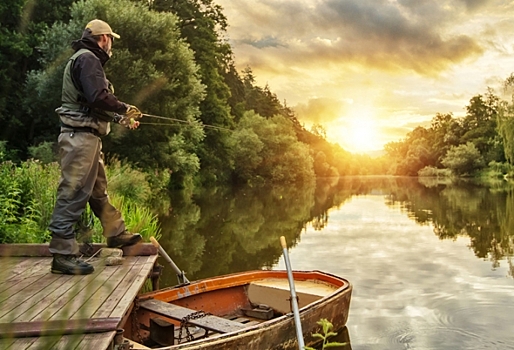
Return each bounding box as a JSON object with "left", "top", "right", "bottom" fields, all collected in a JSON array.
[
  {"left": 28, "top": 142, "right": 58, "bottom": 164},
  {"left": 418, "top": 166, "right": 452, "bottom": 177},
  {"left": 106, "top": 158, "right": 152, "bottom": 206},
  {"left": 0, "top": 158, "right": 162, "bottom": 244},
  {"left": 441, "top": 142, "right": 485, "bottom": 176}
]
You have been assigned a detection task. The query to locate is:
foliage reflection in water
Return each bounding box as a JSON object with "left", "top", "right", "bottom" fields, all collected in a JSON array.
[{"left": 155, "top": 176, "right": 514, "bottom": 350}]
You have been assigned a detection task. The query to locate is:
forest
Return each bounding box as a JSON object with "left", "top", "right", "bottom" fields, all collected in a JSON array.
[{"left": 3, "top": 0, "right": 514, "bottom": 190}]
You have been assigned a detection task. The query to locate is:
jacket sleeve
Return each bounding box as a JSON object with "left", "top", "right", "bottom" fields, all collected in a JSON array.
[{"left": 73, "top": 53, "right": 128, "bottom": 114}]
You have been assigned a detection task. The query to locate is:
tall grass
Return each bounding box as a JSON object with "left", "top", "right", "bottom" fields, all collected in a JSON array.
[{"left": 0, "top": 154, "right": 163, "bottom": 244}]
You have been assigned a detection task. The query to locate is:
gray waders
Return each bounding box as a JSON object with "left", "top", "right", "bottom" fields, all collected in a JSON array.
[{"left": 48, "top": 130, "right": 125, "bottom": 255}]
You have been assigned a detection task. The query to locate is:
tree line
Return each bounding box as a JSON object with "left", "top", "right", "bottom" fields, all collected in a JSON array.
[
  {"left": 383, "top": 82, "right": 514, "bottom": 178},
  {"left": 3, "top": 0, "right": 514, "bottom": 188},
  {"left": 1, "top": 0, "right": 372, "bottom": 189}
]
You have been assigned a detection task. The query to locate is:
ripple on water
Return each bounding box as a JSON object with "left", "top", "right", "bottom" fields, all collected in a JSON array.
[
  {"left": 353, "top": 296, "right": 514, "bottom": 350},
  {"left": 383, "top": 325, "right": 514, "bottom": 350},
  {"left": 377, "top": 297, "right": 514, "bottom": 350}
]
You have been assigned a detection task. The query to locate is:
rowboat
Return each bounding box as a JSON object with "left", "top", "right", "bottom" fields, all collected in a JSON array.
[{"left": 122, "top": 269, "right": 352, "bottom": 349}]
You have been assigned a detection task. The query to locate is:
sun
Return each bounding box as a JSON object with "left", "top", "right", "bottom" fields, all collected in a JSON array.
[
  {"left": 347, "top": 119, "right": 378, "bottom": 152},
  {"left": 331, "top": 105, "right": 382, "bottom": 153}
]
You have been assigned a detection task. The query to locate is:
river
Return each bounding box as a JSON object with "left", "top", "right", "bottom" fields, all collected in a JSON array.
[{"left": 156, "top": 176, "right": 514, "bottom": 350}]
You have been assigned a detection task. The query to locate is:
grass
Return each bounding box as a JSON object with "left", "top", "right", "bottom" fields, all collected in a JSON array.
[{"left": 0, "top": 155, "right": 162, "bottom": 244}]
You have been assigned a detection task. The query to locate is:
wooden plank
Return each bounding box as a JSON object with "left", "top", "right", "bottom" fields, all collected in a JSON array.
[
  {"left": 4, "top": 336, "right": 38, "bottom": 349},
  {"left": 69, "top": 258, "right": 137, "bottom": 319},
  {"left": 0, "top": 317, "right": 121, "bottom": 338},
  {"left": 140, "top": 299, "right": 246, "bottom": 334},
  {"left": 13, "top": 266, "right": 104, "bottom": 322},
  {"left": 72, "top": 332, "right": 115, "bottom": 350},
  {"left": 0, "top": 274, "right": 75, "bottom": 321},
  {"left": 12, "top": 332, "right": 116, "bottom": 350},
  {"left": 25, "top": 335, "right": 63, "bottom": 350},
  {"left": 0, "top": 338, "right": 17, "bottom": 349},
  {"left": 122, "top": 244, "right": 157, "bottom": 256},
  {"left": 109, "top": 255, "right": 157, "bottom": 318},
  {"left": 91, "top": 257, "right": 139, "bottom": 318},
  {"left": 0, "top": 245, "right": 51, "bottom": 257},
  {"left": 0, "top": 243, "right": 157, "bottom": 257},
  {"left": 47, "top": 263, "right": 119, "bottom": 321},
  {"left": 0, "top": 268, "right": 49, "bottom": 304},
  {"left": 0, "top": 257, "right": 24, "bottom": 275},
  {"left": 1, "top": 257, "right": 49, "bottom": 285},
  {"left": 48, "top": 334, "right": 90, "bottom": 350},
  {"left": 22, "top": 266, "right": 103, "bottom": 321},
  {"left": 0, "top": 273, "right": 68, "bottom": 318}
]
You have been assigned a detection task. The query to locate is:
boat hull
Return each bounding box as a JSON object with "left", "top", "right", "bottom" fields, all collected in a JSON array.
[{"left": 131, "top": 270, "right": 352, "bottom": 349}]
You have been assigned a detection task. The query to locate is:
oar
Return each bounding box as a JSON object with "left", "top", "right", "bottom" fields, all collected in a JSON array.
[
  {"left": 150, "top": 236, "right": 190, "bottom": 285},
  {"left": 280, "top": 236, "right": 305, "bottom": 350}
]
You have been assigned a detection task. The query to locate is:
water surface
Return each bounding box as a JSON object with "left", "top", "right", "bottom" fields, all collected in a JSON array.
[{"left": 158, "top": 177, "right": 514, "bottom": 350}]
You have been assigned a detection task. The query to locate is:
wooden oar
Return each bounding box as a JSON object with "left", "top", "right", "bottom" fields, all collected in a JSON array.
[
  {"left": 280, "top": 236, "right": 305, "bottom": 350},
  {"left": 150, "top": 236, "right": 190, "bottom": 285}
]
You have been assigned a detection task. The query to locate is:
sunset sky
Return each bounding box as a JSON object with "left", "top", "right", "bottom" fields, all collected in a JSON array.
[{"left": 217, "top": 0, "right": 514, "bottom": 153}]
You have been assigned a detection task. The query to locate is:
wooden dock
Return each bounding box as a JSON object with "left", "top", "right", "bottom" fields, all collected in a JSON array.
[{"left": 0, "top": 244, "right": 158, "bottom": 350}]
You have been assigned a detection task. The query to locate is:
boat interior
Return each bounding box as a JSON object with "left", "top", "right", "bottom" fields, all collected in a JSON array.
[{"left": 124, "top": 276, "right": 340, "bottom": 348}]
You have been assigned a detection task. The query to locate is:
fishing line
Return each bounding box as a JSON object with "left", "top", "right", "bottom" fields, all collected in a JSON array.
[{"left": 141, "top": 113, "right": 233, "bottom": 132}]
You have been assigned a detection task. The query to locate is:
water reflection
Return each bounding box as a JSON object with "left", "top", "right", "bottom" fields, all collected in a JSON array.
[
  {"left": 155, "top": 177, "right": 514, "bottom": 349},
  {"left": 157, "top": 177, "right": 514, "bottom": 284}
]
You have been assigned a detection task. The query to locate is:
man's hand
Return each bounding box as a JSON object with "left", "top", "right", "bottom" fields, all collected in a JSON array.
[
  {"left": 125, "top": 105, "right": 142, "bottom": 120},
  {"left": 113, "top": 114, "right": 140, "bottom": 129}
]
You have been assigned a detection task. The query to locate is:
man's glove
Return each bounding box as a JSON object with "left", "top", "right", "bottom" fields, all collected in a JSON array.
[{"left": 125, "top": 105, "right": 142, "bottom": 120}]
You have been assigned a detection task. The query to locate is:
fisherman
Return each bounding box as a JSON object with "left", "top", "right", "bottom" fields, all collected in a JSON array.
[{"left": 48, "top": 19, "right": 143, "bottom": 275}]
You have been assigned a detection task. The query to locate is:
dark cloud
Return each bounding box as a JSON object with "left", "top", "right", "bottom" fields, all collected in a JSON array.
[
  {"left": 241, "top": 36, "right": 286, "bottom": 49},
  {"left": 460, "top": 0, "right": 491, "bottom": 11}
]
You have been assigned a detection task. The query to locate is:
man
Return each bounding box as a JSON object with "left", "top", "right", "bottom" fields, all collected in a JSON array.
[{"left": 49, "top": 19, "right": 143, "bottom": 275}]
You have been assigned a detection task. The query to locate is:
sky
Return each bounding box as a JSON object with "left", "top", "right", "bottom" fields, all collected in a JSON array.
[{"left": 216, "top": 0, "right": 514, "bottom": 154}]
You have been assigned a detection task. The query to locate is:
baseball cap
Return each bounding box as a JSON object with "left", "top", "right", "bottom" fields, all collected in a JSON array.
[{"left": 85, "top": 19, "right": 120, "bottom": 39}]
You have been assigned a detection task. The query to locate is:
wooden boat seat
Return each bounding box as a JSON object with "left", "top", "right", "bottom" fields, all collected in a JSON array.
[
  {"left": 139, "top": 299, "right": 246, "bottom": 334},
  {"left": 247, "top": 279, "right": 336, "bottom": 314}
]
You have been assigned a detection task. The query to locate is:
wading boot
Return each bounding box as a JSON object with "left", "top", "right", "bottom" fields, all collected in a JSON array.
[
  {"left": 107, "top": 232, "right": 142, "bottom": 248},
  {"left": 51, "top": 254, "right": 94, "bottom": 275}
]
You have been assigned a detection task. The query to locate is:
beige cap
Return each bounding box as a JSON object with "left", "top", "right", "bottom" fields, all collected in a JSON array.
[{"left": 85, "top": 19, "right": 120, "bottom": 39}]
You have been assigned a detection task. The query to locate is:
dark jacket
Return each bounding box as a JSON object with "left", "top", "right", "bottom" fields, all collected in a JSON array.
[
  {"left": 56, "top": 30, "right": 128, "bottom": 135},
  {"left": 69, "top": 32, "right": 127, "bottom": 114}
]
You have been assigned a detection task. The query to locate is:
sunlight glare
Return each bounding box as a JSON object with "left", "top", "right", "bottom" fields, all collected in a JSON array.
[{"left": 341, "top": 105, "right": 381, "bottom": 153}]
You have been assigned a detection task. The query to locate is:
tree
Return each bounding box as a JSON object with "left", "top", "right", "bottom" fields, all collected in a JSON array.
[
  {"left": 26, "top": 0, "right": 206, "bottom": 189},
  {"left": 229, "top": 111, "right": 315, "bottom": 184},
  {"left": 150, "top": 0, "right": 235, "bottom": 184},
  {"left": 429, "top": 113, "right": 462, "bottom": 166},
  {"left": 385, "top": 126, "right": 435, "bottom": 175},
  {"left": 0, "top": 0, "right": 75, "bottom": 157},
  {"left": 441, "top": 142, "right": 485, "bottom": 175},
  {"left": 461, "top": 91, "right": 504, "bottom": 164},
  {"left": 498, "top": 76, "right": 514, "bottom": 165}
]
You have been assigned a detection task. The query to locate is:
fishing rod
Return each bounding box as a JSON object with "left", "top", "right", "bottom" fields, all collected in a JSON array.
[{"left": 140, "top": 113, "right": 233, "bottom": 132}]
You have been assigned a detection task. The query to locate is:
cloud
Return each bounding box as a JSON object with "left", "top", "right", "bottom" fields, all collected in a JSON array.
[
  {"left": 294, "top": 98, "right": 347, "bottom": 124},
  {"left": 217, "top": 0, "right": 514, "bottom": 151},
  {"left": 221, "top": 0, "right": 484, "bottom": 76}
]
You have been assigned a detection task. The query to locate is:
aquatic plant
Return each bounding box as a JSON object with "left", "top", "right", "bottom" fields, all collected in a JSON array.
[{"left": 305, "top": 318, "right": 346, "bottom": 350}]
